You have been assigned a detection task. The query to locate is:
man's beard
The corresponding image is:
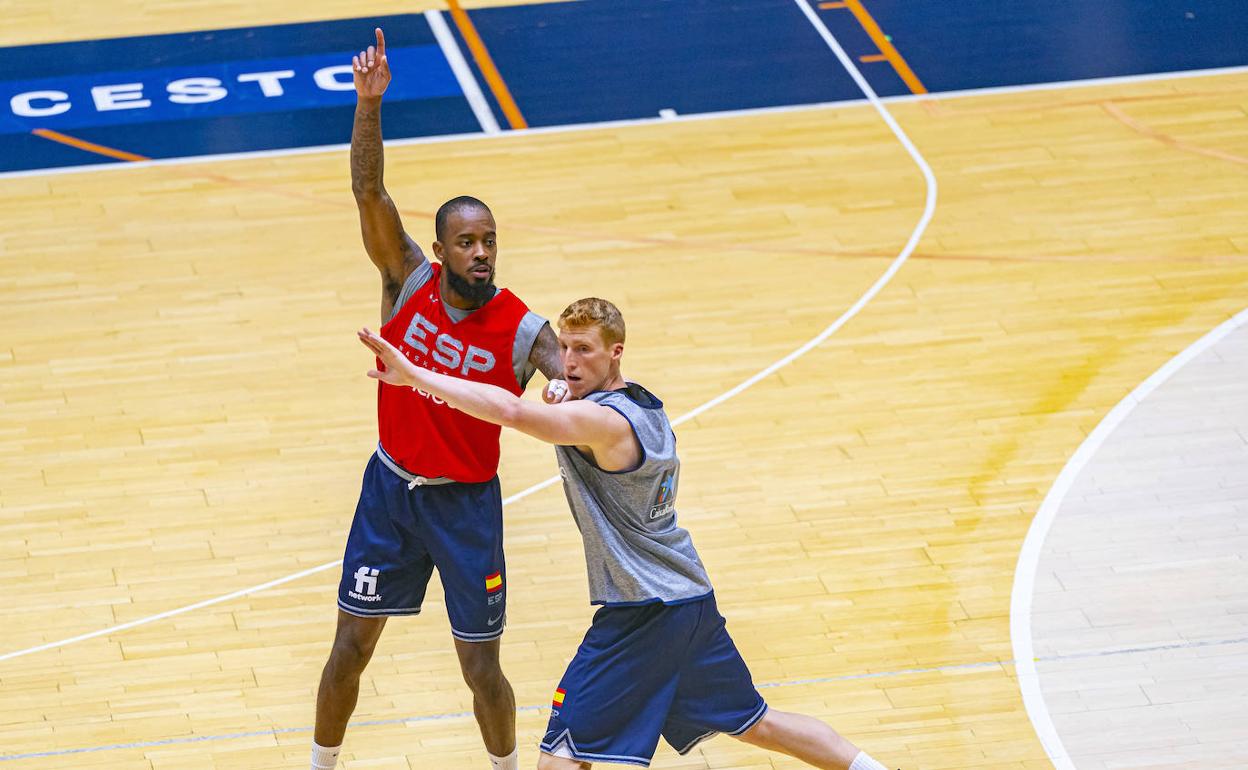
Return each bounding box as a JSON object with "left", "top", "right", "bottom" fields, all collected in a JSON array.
[{"left": 445, "top": 264, "right": 496, "bottom": 306}]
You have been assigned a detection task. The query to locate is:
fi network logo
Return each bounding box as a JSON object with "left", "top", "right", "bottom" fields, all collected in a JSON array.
[{"left": 349, "top": 566, "right": 382, "bottom": 602}]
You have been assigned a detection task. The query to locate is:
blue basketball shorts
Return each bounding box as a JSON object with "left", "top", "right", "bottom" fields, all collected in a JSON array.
[
  {"left": 336, "top": 452, "right": 507, "bottom": 642},
  {"left": 540, "top": 593, "right": 767, "bottom": 766}
]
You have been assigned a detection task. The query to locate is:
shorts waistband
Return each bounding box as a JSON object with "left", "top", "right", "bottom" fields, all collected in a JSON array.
[{"left": 375, "top": 444, "right": 456, "bottom": 487}]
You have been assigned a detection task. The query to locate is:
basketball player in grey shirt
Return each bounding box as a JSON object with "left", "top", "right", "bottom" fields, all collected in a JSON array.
[{"left": 357, "top": 298, "right": 896, "bottom": 770}]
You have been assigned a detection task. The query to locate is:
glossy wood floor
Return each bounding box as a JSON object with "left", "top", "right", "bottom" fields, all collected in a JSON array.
[{"left": 2, "top": 5, "right": 1248, "bottom": 768}]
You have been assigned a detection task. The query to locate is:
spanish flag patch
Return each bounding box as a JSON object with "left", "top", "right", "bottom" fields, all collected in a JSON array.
[
  {"left": 552, "top": 688, "right": 566, "bottom": 708},
  {"left": 485, "top": 572, "right": 503, "bottom": 593}
]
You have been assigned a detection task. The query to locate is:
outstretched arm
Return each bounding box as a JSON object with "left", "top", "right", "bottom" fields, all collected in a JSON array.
[
  {"left": 358, "top": 328, "right": 628, "bottom": 450},
  {"left": 351, "top": 28, "right": 426, "bottom": 317}
]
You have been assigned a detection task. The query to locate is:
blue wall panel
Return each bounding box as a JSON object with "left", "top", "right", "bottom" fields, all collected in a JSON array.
[
  {"left": 468, "top": 0, "right": 875, "bottom": 127},
  {"left": 862, "top": 0, "right": 1248, "bottom": 93},
  {"left": 0, "top": 14, "right": 480, "bottom": 171},
  {"left": 3, "top": 1, "right": 1247, "bottom": 173}
]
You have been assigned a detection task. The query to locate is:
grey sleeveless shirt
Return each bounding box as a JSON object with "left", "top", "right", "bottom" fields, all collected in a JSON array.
[{"left": 554, "top": 383, "right": 713, "bottom": 606}]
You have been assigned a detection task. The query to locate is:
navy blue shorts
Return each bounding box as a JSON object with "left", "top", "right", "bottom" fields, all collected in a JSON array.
[
  {"left": 540, "top": 593, "right": 767, "bottom": 766},
  {"left": 337, "top": 453, "right": 507, "bottom": 642}
]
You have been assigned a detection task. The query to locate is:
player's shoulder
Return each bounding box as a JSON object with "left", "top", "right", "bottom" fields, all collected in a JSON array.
[
  {"left": 409, "top": 258, "right": 436, "bottom": 284},
  {"left": 583, "top": 385, "right": 668, "bottom": 429},
  {"left": 599, "top": 382, "right": 663, "bottom": 410},
  {"left": 387, "top": 261, "right": 435, "bottom": 319},
  {"left": 397, "top": 259, "right": 433, "bottom": 292}
]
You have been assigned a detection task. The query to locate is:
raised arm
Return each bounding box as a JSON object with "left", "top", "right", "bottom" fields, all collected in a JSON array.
[
  {"left": 351, "top": 28, "right": 426, "bottom": 319},
  {"left": 359, "top": 328, "right": 635, "bottom": 460},
  {"left": 529, "top": 323, "right": 564, "bottom": 381}
]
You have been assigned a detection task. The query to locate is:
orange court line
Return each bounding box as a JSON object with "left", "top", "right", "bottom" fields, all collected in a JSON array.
[
  {"left": 859, "top": 54, "right": 888, "bottom": 63},
  {"left": 31, "top": 128, "right": 150, "bottom": 162},
  {"left": 841, "top": 0, "right": 928, "bottom": 95},
  {"left": 445, "top": 0, "right": 528, "bottom": 130},
  {"left": 1101, "top": 101, "right": 1248, "bottom": 169}
]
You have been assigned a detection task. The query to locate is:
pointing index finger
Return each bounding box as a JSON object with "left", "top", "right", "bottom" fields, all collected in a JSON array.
[{"left": 375, "top": 28, "right": 386, "bottom": 55}]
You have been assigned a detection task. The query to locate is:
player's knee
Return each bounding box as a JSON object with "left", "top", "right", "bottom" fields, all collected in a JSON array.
[
  {"left": 326, "top": 631, "right": 378, "bottom": 678},
  {"left": 458, "top": 649, "right": 505, "bottom": 693},
  {"left": 734, "top": 710, "right": 781, "bottom": 749}
]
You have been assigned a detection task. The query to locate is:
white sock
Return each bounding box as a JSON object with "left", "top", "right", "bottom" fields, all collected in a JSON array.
[
  {"left": 310, "top": 741, "right": 341, "bottom": 770},
  {"left": 849, "top": 751, "right": 889, "bottom": 770},
  {"left": 488, "top": 747, "right": 519, "bottom": 770}
]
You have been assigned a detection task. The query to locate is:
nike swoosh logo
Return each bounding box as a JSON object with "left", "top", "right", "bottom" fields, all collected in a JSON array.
[{"left": 487, "top": 613, "right": 503, "bottom": 626}]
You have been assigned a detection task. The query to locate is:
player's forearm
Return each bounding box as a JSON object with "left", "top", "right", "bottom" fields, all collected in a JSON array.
[
  {"left": 362, "top": 328, "right": 586, "bottom": 444},
  {"left": 394, "top": 363, "right": 583, "bottom": 445},
  {"left": 401, "top": 364, "right": 526, "bottom": 430},
  {"left": 350, "top": 97, "right": 385, "bottom": 198}
]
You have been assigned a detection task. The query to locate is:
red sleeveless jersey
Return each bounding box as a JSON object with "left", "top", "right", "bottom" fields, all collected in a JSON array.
[{"left": 377, "top": 263, "right": 531, "bottom": 482}]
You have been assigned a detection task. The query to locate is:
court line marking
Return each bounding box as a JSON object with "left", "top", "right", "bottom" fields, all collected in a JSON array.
[
  {"left": 0, "top": 0, "right": 937, "bottom": 664},
  {"left": 838, "top": 0, "right": 928, "bottom": 94},
  {"left": 7, "top": 634, "right": 1246, "bottom": 762},
  {"left": 1009, "top": 306, "right": 1248, "bottom": 770},
  {"left": 425, "top": 9, "right": 500, "bottom": 135},
  {"left": 1101, "top": 100, "right": 1248, "bottom": 168},
  {"left": 673, "top": 0, "right": 937, "bottom": 430},
  {"left": 30, "top": 128, "right": 151, "bottom": 161},
  {"left": 443, "top": 0, "right": 527, "bottom": 129},
  {"left": 3, "top": 63, "right": 1246, "bottom": 182}
]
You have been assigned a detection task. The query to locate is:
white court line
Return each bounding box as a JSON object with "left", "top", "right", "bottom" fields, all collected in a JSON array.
[
  {"left": 0, "top": 0, "right": 939, "bottom": 663},
  {"left": 679, "top": 0, "right": 939, "bottom": 429},
  {"left": 2, "top": 63, "right": 1245, "bottom": 181},
  {"left": 0, "top": 562, "right": 341, "bottom": 663},
  {"left": 424, "top": 9, "right": 500, "bottom": 135},
  {"left": 1009, "top": 306, "right": 1248, "bottom": 770}
]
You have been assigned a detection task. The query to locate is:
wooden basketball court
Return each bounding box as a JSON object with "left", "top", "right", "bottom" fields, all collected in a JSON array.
[{"left": 2, "top": 1, "right": 1246, "bottom": 768}]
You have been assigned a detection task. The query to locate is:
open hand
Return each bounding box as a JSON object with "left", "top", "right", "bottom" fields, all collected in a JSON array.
[
  {"left": 353, "top": 28, "right": 391, "bottom": 99},
  {"left": 358, "top": 327, "right": 416, "bottom": 388}
]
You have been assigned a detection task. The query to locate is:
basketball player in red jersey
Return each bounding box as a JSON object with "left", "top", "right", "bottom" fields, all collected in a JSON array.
[{"left": 308, "top": 28, "right": 565, "bottom": 770}]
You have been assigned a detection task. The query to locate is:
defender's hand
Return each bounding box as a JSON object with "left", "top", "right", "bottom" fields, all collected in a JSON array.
[
  {"left": 543, "top": 379, "right": 572, "bottom": 403},
  {"left": 358, "top": 327, "right": 417, "bottom": 388},
  {"left": 353, "top": 28, "right": 391, "bottom": 99}
]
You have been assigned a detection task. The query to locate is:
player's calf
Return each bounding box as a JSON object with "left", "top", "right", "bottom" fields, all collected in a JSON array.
[
  {"left": 311, "top": 613, "right": 388, "bottom": 768},
  {"left": 455, "top": 639, "right": 519, "bottom": 767},
  {"left": 735, "top": 709, "right": 893, "bottom": 770}
]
